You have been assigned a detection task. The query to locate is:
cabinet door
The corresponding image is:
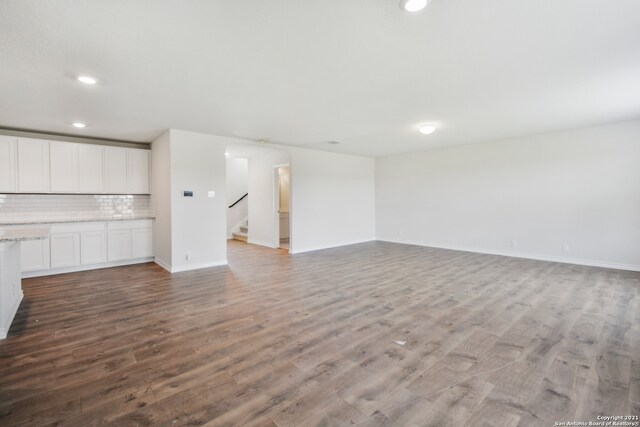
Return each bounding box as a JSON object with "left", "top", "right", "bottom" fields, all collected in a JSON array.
[
  {"left": 0, "top": 136, "right": 17, "bottom": 192},
  {"left": 81, "top": 230, "right": 107, "bottom": 265},
  {"left": 50, "top": 233, "right": 80, "bottom": 268},
  {"left": 107, "top": 229, "right": 131, "bottom": 261},
  {"left": 18, "top": 138, "right": 50, "bottom": 193},
  {"left": 78, "top": 144, "right": 104, "bottom": 194},
  {"left": 104, "top": 147, "right": 128, "bottom": 194},
  {"left": 132, "top": 228, "right": 154, "bottom": 258},
  {"left": 20, "top": 238, "right": 50, "bottom": 272},
  {"left": 50, "top": 142, "right": 79, "bottom": 193},
  {"left": 127, "top": 149, "right": 150, "bottom": 194}
]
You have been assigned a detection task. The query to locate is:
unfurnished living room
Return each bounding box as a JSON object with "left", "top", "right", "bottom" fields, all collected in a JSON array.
[{"left": 0, "top": 1, "right": 639, "bottom": 426}]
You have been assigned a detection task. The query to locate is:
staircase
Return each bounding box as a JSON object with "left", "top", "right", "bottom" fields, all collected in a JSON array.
[{"left": 232, "top": 223, "right": 249, "bottom": 242}]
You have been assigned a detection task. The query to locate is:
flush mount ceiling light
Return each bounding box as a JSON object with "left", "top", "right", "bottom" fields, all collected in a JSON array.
[
  {"left": 72, "top": 122, "right": 86, "bottom": 128},
  {"left": 400, "top": 0, "right": 429, "bottom": 12},
  {"left": 419, "top": 125, "right": 437, "bottom": 135},
  {"left": 77, "top": 75, "right": 97, "bottom": 85}
]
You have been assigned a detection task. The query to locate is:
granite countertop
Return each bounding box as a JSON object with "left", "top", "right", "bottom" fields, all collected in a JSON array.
[
  {"left": 0, "top": 216, "right": 155, "bottom": 226},
  {"left": 0, "top": 227, "right": 51, "bottom": 243}
]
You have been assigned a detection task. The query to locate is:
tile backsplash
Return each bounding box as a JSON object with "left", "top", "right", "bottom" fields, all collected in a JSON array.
[{"left": 0, "top": 194, "right": 153, "bottom": 224}]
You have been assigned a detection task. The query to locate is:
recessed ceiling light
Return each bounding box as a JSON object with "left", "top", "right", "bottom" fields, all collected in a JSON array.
[
  {"left": 225, "top": 152, "right": 230, "bottom": 157},
  {"left": 400, "top": 0, "right": 429, "bottom": 12},
  {"left": 77, "top": 75, "right": 97, "bottom": 85},
  {"left": 419, "top": 125, "right": 436, "bottom": 135},
  {"left": 72, "top": 122, "right": 86, "bottom": 128}
]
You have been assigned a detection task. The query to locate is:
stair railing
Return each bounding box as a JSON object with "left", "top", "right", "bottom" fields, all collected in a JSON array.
[{"left": 228, "top": 193, "right": 248, "bottom": 208}]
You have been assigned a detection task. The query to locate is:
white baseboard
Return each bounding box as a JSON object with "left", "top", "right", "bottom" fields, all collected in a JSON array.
[
  {"left": 0, "top": 291, "right": 23, "bottom": 340},
  {"left": 378, "top": 238, "right": 640, "bottom": 272},
  {"left": 21, "top": 258, "right": 155, "bottom": 278},
  {"left": 167, "top": 259, "right": 228, "bottom": 273},
  {"left": 290, "top": 238, "right": 375, "bottom": 255},
  {"left": 154, "top": 257, "right": 172, "bottom": 272},
  {"left": 248, "top": 239, "right": 278, "bottom": 249}
]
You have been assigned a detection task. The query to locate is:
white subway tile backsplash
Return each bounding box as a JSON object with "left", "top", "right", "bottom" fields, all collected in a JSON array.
[{"left": 0, "top": 194, "right": 153, "bottom": 224}]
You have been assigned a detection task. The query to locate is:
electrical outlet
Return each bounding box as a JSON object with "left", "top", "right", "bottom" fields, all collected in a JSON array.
[
  {"left": 186, "top": 251, "right": 192, "bottom": 261},
  {"left": 511, "top": 240, "right": 518, "bottom": 249},
  {"left": 562, "top": 243, "right": 570, "bottom": 252}
]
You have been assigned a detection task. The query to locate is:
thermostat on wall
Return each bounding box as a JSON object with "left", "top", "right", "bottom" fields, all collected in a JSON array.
[{"left": 183, "top": 190, "right": 194, "bottom": 197}]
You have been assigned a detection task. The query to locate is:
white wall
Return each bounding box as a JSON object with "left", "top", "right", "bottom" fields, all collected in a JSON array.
[
  {"left": 151, "top": 130, "right": 172, "bottom": 267},
  {"left": 152, "top": 130, "right": 376, "bottom": 271},
  {"left": 169, "top": 130, "right": 229, "bottom": 272},
  {"left": 247, "top": 150, "right": 289, "bottom": 248},
  {"left": 376, "top": 120, "right": 640, "bottom": 270},
  {"left": 226, "top": 157, "right": 248, "bottom": 237},
  {"left": 286, "top": 146, "right": 376, "bottom": 253}
]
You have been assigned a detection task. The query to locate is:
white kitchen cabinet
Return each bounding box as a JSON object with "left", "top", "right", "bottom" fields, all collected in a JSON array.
[
  {"left": 104, "top": 146, "right": 128, "bottom": 194},
  {"left": 132, "top": 227, "right": 154, "bottom": 258},
  {"left": 107, "top": 229, "right": 132, "bottom": 261},
  {"left": 78, "top": 144, "right": 104, "bottom": 194},
  {"left": 81, "top": 230, "right": 107, "bottom": 265},
  {"left": 50, "top": 141, "right": 79, "bottom": 193},
  {"left": 50, "top": 232, "right": 80, "bottom": 268},
  {"left": 17, "top": 138, "right": 50, "bottom": 193},
  {"left": 0, "top": 136, "right": 17, "bottom": 192},
  {"left": 20, "top": 238, "right": 50, "bottom": 272},
  {"left": 127, "top": 149, "right": 150, "bottom": 194}
]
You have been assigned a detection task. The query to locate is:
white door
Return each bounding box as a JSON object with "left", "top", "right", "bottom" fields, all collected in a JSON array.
[
  {"left": 0, "top": 136, "right": 17, "bottom": 192},
  {"left": 107, "top": 229, "right": 131, "bottom": 261},
  {"left": 50, "top": 233, "right": 80, "bottom": 268},
  {"left": 17, "top": 138, "right": 50, "bottom": 193},
  {"left": 104, "top": 147, "right": 128, "bottom": 194},
  {"left": 127, "top": 149, "right": 150, "bottom": 194},
  {"left": 50, "top": 142, "right": 79, "bottom": 193},
  {"left": 81, "top": 230, "right": 107, "bottom": 265},
  {"left": 20, "top": 238, "right": 50, "bottom": 272},
  {"left": 78, "top": 144, "right": 104, "bottom": 194}
]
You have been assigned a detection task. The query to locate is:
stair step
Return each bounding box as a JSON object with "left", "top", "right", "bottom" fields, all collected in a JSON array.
[
  {"left": 240, "top": 225, "right": 248, "bottom": 233},
  {"left": 232, "top": 231, "right": 247, "bottom": 242}
]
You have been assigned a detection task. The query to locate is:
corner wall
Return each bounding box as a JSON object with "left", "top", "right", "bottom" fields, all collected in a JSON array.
[
  {"left": 375, "top": 120, "right": 640, "bottom": 270},
  {"left": 286, "top": 146, "right": 376, "bottom": 253}
]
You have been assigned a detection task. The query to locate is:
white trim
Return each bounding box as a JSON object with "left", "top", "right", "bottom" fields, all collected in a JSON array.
[
  {"left": 21, "top": 257, "right": 155, "bottom": 278},
  {"left": 378, "top": 238, "right": 640, "bottom": 272},
  {"left": 154, "top": 257, "right": 172, "bottom": 272},
  {"left": 0, "top": 291, "right": 23, "bottom": 340},
  {"left": 169, "top": 259, "right": 228, "bottom": 273},
  {"left": 248, "top": 238, "right": 278, "bottom": 249},
  {"left": 290, "top": 238, "right": 375, "bottom": 254}
]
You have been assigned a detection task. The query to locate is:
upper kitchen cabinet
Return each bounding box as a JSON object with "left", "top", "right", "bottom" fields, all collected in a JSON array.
[
  {"left": 50, "top": 141, "right": 79, "bottom": 193},
  {"left": 0, "top": 136, "right": 17, "bottom": 192},
  {"left": 18, "top": 138, "right": 50, "bottom": 193},
  {"left": 0, "top": 136, "right": 150, "bottom": 195},
  {"left": 78, "top": 144, "right": 104, "bottom": 193},
  {"left": 104, "top": 146, "right": 128, "bottom": 194},
  {"left": 127, "top": 149, "right": 150, "bottom": 194}
]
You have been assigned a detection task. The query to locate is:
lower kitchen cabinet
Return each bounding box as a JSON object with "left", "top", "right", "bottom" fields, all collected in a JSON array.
[
  {"left": 107, "top": 229, "right": 132, "bottom": 262},
  {"left": 50, "top": 232, "right": 80, "bottom": 269},
  {"left": 15, "top": 219, "right": 154, "bottom": 277},
  {"left": 81, "top": 230, "right": 107, "bottom": 265},
  {"left": 20, "top": 238, "right": 50, "bottom": 272}
]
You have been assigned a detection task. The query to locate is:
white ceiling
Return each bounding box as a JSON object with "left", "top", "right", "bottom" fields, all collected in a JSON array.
[{"left": 1, "top": 0, "right": 639, "bottom": 157}]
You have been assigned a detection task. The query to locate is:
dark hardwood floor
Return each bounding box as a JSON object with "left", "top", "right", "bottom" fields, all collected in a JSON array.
[{"left": 0, "top": 240, "right": 638, "bottom": 426}]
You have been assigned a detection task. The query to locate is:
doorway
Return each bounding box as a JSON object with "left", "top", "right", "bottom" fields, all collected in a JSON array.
[
  {"left": 225, "top": 144, "right": 291, "bottom": 254},
  {"left": 275, "top": 165, "right": 290, "bottom": 250}
]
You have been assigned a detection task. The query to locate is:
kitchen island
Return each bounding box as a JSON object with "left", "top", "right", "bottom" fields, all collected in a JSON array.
[{"left": 0, "top": 227, "right": 49, "bottom": 339}]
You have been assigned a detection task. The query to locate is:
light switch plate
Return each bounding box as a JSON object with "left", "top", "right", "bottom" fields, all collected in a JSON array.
[{"left": 208, "top": 191, "right": 215, "bottom": 198}]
